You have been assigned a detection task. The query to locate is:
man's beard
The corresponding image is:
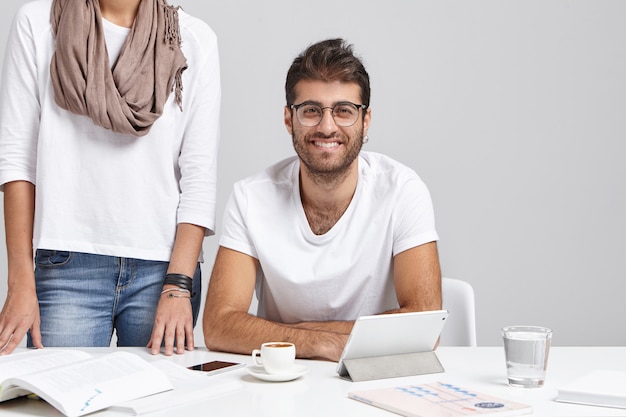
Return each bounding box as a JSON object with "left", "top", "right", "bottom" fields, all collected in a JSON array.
[{"left": 292, "top": 128, "right": 364, "bottom": 185}]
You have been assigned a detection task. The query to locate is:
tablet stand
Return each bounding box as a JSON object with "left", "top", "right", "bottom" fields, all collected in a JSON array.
[{"left": 340, "top": 351, "right": 444, "bottom": 382}]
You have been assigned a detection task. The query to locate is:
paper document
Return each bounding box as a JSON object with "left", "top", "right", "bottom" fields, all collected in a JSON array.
[
  {"left": 349, "top": 381, "right": 532, "bottom": 417},
  {"left": 110, "top": 360, "right": 243, "bottom": 415},
  {"left": 556, "top": 370, "right": 626, "bottom": 409}
]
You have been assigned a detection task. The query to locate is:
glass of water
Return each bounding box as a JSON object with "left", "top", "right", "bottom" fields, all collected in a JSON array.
[{"left": 501, "top": 325, "right": 552, "bottom": 388}]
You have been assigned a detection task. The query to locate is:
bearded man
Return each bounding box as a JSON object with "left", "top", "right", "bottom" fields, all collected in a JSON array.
[{"left": 203, "top": 38, "right": 441, "bottom": 362}]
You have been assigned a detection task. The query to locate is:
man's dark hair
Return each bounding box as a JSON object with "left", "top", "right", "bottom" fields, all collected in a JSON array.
[{"left": 285, "top": 38, "right": 370, "bottom": 108}]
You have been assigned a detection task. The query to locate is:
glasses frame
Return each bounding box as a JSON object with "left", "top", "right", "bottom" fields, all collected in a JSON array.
[{"left": 290, "top": 101, "right": 368, "bottom": 127}]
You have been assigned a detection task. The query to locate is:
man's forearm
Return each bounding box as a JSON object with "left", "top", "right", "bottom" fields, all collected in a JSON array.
[
  {"left": 285, "top": 320, "right": 353, "bottom": 335},
  {"left": 205, "top": 310, "right": 348, "bottom": 362}
]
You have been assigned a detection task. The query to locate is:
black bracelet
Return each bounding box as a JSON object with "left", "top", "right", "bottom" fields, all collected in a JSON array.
[{"left": 163, "top": 273, "right": 193, "bottom": 292}]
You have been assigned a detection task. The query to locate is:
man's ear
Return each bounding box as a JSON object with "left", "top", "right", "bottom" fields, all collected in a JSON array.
[
  {"left": 363, "top": 106, "right": 372, "bottom": 136},
  {"left": 284, "top": 106, "right": 293, "bottom": 135}
]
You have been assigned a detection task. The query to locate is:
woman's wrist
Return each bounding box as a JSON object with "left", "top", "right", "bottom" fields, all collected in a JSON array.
[{"left": 163, "top": 273, "right": 192, "bottom": 290}]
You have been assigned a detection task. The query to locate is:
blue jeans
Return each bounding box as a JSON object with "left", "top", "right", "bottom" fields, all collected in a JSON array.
[{"left": 28, "top": 250, "right": 201, "bottom": 347}]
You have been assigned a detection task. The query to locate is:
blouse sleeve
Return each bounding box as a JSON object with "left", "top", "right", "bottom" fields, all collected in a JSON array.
[
  {"left": 0, "top": 4, "right": 42, "bottom": 190},
  {"left": 175, "top": 16, "right": 221, "bottom": 236}
]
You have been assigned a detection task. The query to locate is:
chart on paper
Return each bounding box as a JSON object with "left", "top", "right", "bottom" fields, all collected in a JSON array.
[{"left": 349, "top": 381, "right": 533, "bottom": 416}]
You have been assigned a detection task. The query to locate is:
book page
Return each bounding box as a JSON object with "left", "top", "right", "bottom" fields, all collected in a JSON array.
[
  {"left": 0, "top": 349, "right": 92, "bottom": 398},
  {"left": 1, "top": 351, "right": 172, "bottom": 417}
]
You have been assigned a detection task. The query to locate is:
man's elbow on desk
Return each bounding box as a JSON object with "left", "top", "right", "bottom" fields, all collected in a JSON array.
[{"left": 202, "top": 306, "right": 248, "bottom": 354}]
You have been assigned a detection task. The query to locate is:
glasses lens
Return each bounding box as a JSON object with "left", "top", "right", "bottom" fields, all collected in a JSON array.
[
  {"left": 332, "top": 103, "right": 359, "bottom": 126},
  {"left": 296, "top": 104, "right": 323, "bottom": 127}
]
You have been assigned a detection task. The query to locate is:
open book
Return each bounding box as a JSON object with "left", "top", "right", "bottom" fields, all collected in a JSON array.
[
  {"left": 0, "top": 349, "right": 172, "bottom": 417},
  {"left": 349, "top": 381, "right": 533, "bottom": 417}
]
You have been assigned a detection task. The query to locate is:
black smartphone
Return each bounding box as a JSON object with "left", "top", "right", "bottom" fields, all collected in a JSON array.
[{"left": 186, "top": 360, "right": 245, "bottom": 376}]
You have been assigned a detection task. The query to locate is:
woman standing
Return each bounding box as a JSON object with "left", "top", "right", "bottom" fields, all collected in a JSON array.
[{"left": 0, "top": 0, "right": 220, "bottom": 356}]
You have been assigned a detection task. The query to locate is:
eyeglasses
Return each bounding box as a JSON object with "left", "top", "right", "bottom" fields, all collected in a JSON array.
[{"left": 290, "top": 101, "right": 367, "bottom": 127}]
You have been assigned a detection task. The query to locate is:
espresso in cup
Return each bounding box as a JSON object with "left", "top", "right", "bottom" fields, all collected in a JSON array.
[
  {"left": 265, "top": 343, "right": 293, "bottom": 348},
  {"left": 252, "top": 342, "right": 296, "bottom": 374}
]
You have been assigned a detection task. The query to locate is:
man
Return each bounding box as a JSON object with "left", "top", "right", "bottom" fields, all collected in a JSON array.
[{"left": 203, "top": 38, "right": 440, "bottom": 362}]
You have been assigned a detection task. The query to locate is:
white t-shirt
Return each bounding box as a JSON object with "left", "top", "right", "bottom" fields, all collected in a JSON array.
[
  {"left": 220, "top": 152, "right": 439, "bottom": 323},
  {"left": 0, "top": 0, "right": 221, "bottom": 262}
]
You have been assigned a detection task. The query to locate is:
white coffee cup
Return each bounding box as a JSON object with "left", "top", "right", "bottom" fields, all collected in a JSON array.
[{"left": 251, "top": 342, "right": 296, "bottom": 374}]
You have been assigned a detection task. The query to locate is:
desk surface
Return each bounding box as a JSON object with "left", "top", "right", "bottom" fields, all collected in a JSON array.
[{"left": 1, "top": 346, "right": 625, "bottom": 417}]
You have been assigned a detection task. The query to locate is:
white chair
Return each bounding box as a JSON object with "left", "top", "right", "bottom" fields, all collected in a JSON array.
[{"left": 439, "top": 277, "right": 477, "bottom": 347}]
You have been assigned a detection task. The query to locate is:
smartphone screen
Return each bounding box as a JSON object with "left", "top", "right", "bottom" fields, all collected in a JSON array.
[{"left": 187, "top": 360, "right": 245, "bottom": 376}]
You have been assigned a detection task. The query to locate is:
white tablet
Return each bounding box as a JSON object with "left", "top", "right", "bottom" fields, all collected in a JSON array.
[{"left": 336, "top": 309, "right": 449, "bottom": 377}]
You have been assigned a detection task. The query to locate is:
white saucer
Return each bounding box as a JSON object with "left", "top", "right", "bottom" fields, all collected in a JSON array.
[{"left": 246, "top": 364, "right": 309, "bottom": 382}]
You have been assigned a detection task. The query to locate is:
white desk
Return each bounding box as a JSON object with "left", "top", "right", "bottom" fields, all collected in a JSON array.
[{"left": 1, "top": 346, "right": 625, "bottom": 417}]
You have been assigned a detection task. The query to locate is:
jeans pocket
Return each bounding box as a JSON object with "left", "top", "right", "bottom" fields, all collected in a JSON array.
[{"left": 34, "top": 249, "right": 72, "bottom": 267}]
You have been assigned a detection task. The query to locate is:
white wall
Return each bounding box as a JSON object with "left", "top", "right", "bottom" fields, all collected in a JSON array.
[{"left": 1, "top": 1, "right": 625, "bottom": 347}]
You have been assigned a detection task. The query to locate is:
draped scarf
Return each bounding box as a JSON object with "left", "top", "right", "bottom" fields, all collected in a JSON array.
[{"left": 50, "top": 0, "right": 187, "bottom": 137}]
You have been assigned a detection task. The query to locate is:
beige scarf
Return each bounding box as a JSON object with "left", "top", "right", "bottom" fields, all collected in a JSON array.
[{"left": 50, "top": 0, "right": 187, "bottom": 137}]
